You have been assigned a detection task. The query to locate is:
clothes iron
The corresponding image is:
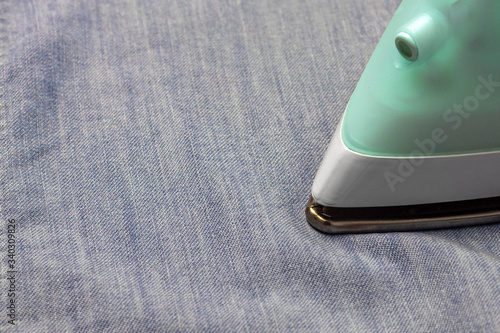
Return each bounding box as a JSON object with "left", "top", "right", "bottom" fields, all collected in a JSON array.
[{"left": 306, "top": 0, "right": 500, "bottom": 233}]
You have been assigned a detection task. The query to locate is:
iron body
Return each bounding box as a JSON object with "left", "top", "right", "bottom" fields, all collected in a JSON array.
[{"left": 307, "top": 0, "right": 500, "bottom": 233}]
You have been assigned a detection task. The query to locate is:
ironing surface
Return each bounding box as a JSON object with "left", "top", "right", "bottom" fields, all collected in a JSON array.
[{"left": 1, "top": 0, "right": 499, "bottom": 332}]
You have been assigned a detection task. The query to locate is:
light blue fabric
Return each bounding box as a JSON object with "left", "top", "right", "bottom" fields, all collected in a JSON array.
[{"left": 1, "top": 0, "right": 499, "bottom": 331}]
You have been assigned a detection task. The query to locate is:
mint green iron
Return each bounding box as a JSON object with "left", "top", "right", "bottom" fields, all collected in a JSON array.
[{"left": 306, "top": 0, "right": 500, "bottom": 233}]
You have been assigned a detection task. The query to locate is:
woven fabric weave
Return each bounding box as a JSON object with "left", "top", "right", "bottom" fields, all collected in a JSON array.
[{"left": 1, "top": 0, "right": 499, "bottom": 331}]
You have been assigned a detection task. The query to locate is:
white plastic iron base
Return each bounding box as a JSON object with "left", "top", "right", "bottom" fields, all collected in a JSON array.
[{"left": 312, "top": 121, "right": 500, "bottom": 208}]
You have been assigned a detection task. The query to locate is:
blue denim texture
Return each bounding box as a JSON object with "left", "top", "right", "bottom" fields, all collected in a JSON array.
[{"left": 1, "top": 0, "right": 500, "bottom": 331}]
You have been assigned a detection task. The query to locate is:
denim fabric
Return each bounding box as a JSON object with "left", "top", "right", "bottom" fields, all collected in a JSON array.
[{"left": 1, "top": 0, "right": 500, "bottom": 332}]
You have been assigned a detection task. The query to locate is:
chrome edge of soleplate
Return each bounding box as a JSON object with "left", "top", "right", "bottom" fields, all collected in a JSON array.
[{"left": 305, "top": 196, "right": 500, "bottom": 234}]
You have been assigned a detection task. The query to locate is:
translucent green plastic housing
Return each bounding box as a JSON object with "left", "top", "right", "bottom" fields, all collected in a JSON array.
[{"left": 342, "top": 0, "right": 500, "bottom": 157}]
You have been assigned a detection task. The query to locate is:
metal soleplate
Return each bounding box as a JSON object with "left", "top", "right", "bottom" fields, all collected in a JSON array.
[{"left": 305, "top": 196, "right": 500, "bottom": 234}]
